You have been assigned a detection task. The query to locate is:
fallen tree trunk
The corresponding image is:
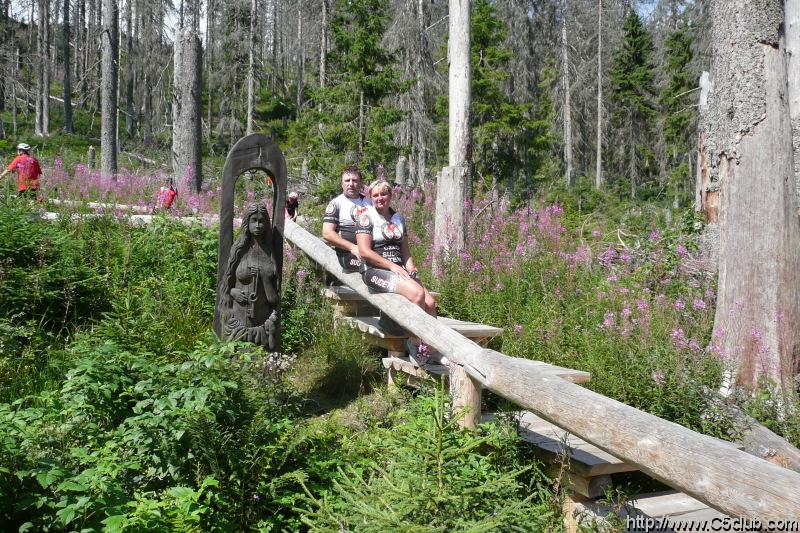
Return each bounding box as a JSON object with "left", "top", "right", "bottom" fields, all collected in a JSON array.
[{"left": 282, "top": 218, "right": 800, "bottom": 520}]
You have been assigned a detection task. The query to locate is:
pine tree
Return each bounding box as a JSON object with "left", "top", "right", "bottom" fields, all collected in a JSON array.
[
  {"left": 609, "top": 11, "right": 656, "bottom": 198},
  {"left": 526, "top": 59, "right": 560, "bottom": 194}
]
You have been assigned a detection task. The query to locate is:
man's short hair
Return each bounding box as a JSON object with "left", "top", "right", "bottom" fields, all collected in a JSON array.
[{"left": 342, "top": 165, "right": 362, "bottom": 180}]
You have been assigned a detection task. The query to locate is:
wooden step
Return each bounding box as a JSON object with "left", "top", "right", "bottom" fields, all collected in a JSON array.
[
  {"left": 322, "top": 286, "right": 441, "bottom": 318},
  {"left": 567, "top": 490, "right": 741, "bottom": 532},
  {"left": 511, "top": 410, "right": 637, "bottom": 478},
  {"left": 340, "top": 315, "right": 503, "bottom": 351}
]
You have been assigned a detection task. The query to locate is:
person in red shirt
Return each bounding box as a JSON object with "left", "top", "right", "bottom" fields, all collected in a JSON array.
[
  {"left": 158, "top": 179, "right": 177, "bottom": 209},
  {"left": 1, "top": 143, "right": 42, "bottom": 198}
]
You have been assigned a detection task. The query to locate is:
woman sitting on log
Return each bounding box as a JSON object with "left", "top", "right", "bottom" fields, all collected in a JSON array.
[
  {"left": 219, "top": 202, "right": 280, "bottom": 350},
  {"left": 356, "top": 180, "right": 438, "bottom": 363}
]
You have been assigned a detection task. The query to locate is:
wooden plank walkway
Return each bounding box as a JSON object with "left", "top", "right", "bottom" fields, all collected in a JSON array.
[{"left": 482, "top": 411, "right": 745, "bottom": 532}]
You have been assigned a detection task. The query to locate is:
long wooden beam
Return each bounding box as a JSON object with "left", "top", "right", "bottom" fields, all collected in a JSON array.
[{"left": 283, "top": 219, "right": 800, "bottom": 520}]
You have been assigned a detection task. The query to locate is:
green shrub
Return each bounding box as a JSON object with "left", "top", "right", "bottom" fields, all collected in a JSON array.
[
  {"left": 0, "top": 338, "right": 335, "bottom": 531},
  {"left": 301, "top": 391, "right": 557, "bottom": 532}
]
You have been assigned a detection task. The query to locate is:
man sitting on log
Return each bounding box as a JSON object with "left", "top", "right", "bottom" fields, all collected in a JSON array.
[{"left": 322, "top": 166, "right": 372, "bottom": 272}]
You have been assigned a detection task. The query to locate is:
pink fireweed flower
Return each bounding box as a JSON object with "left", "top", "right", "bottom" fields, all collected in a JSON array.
[
  {"left": 671, "top": 328, "right": 687, "bottom": 348},
  {"left": 296, "top": 268, "right": 307, "bottom": 282},
  {"left": 601, "top": 312, "right": 615, "bottom": 330},
  {"left": 649, "top": 229, "right": 660, "bottom": 242},
  {"left": 676, "top": 244, "right": 688, "bottom": 257},
  {"left": 592, "top": 227, "right": 601, "bottom": 238},
  {"left": 599, "top": 247, "right": 617, "bottom": 267},
  {"left": 636, "top": 299, "right": 650, "bottom": 311},
  {"left": 513, "top": 324, "right": 523, "bottom": 335},
  {"left": 621, "top": 304, "right": 632, "bottom": 317},
  {"left": 651, "top": 369, "right": 666, "bottom": 386},
  {"left": 674, "top": 298, "right": 685, "bottom": 310},
  {"left": 692, "top": 298, "right": 706, "bottom": 310},
  {"left": 688, "top": 339, "right": 701, "bottom": 353}
]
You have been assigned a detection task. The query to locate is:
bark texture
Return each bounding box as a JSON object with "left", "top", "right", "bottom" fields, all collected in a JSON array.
[
  {"left": 707, "top": 0, "right": 800, "bottom": 394},
  {"left": 100, "top": 0, "right": 118, "bottom": 176},
  {"left": 787, "top": 0, "right": 800, "bottom": 205},
  {"left": 172, "top": 29, "right": 203, "bottom": 192}
]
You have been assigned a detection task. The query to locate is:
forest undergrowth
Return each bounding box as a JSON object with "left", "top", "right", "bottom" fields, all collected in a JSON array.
[{"left": 1, "top": 168, "right": 798, "bottom": 530}]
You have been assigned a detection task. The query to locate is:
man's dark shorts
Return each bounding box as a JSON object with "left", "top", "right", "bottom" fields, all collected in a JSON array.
[
  {"left": 337, "top": 252, "right": 362, "bottom": 272},
  {"left": 361, "top": 267, "right": 398, "bottom": 293}
]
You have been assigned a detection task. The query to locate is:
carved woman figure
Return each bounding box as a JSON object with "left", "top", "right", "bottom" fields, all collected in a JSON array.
[{"left": 219, "top": 202, "right": 279, "bottom": 349}]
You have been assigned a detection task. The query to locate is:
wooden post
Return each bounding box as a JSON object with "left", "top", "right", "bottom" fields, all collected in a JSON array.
[{"left": 449, "top": 363, "right": 481, "bottom": 430}]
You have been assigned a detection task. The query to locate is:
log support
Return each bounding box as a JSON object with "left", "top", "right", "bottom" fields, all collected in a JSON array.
[{"left": 449, "top": 363, "right": 481, "bottom": 430}]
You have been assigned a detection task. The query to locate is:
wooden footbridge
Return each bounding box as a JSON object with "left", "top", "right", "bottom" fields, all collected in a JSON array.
[{"left": 282, "top": 218, "right": 800, "bottom": 530}]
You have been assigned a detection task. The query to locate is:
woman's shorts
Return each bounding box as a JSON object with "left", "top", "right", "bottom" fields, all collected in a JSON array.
[
  {"left": 362, "top": 267, "right": 398, "bottom": 293},
  {"left": 337, "top": 252, "right": 362, "bottom": 272}
]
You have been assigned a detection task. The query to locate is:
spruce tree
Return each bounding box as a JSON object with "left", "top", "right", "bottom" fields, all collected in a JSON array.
[
  {"left": 287, "top": 0, "right": 406, "bottom": 190},
  {"left": 659, "top": 25, "right": 694, "bottom": 204},
  {"left": 609, "top": 11, "right": 657, "bottom": 197},
  {"left": 437, "top": 0, "right": 534, "bottom": 194}
]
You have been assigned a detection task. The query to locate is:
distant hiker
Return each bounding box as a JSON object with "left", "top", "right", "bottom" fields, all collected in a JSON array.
[
  {"left": 158, "top": 180, "right": 177, "bottom": 209},
  {"left": 1, "top": 143, "right": 42, "bottom": 199},
  {"left": 322, "top": 166, "right": 372, "bottom": 272},
  {"left": 285, "top": 191, "right": 299, "bottom": 221}
]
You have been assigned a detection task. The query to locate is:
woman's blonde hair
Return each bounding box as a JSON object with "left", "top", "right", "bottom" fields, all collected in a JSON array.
[{"left": 368, "top": 179, "right": 392, "bottom": 196}]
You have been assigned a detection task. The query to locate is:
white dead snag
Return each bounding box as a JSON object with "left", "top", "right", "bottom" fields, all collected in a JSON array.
[
  {"left": 246, "top": 0, "right": 257, "bottom": 135},
  {"left": 101, "top": 0, "right": 118, "bottom": 177},
  {"left": 296, "top": 0, "right": 304, "bottom": 119},
  {"left": 595, "top": 0, "right": 603, "bottom": 189},
  {"left": 787, "top": 0, "right": 800, "bottom": 207},
  {"left": 707, "top": 0, "right": 800, "bottom": 395},
  {"left": 434, "top": 0, "right": 471, "bottom": 259},
  {"left": 319, "top": 0, "right": 327, "bottom": 90},
  {"left": 172, "top": 29, "right": 203, "bottom": 192},
  {"left": 561, "top": 0, "right": 574, "bottom": 187},
  {"left": 63, "top": 0, "right": 73, "bottom": 133}
]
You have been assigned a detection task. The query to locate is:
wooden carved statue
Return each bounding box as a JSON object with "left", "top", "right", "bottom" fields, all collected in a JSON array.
[
  {"left": 219, "top": 202, "right": 279, "bottom": 348},
  {"left": 214, "top": 134, "right": 287, "bottom": 351}
]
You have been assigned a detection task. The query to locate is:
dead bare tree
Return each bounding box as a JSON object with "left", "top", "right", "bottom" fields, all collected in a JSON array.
[
  {"left": 172, "top": 28, "right": 203, "bottom": 192},
  {"left": 707, "top": 0, "right": 800, "bottom": 396},
  {"left": 101, "top": 0, "right": 118, "bottom": 176}
]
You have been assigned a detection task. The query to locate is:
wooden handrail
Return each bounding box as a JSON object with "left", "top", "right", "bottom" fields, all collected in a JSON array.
[{"left": 283, "top": 218, "right": 800, "bottom": 520}]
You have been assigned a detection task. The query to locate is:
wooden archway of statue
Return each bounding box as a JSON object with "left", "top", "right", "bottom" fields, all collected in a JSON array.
[{"left": 213, "top": 134, "right": 287, "bottom": 346}]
